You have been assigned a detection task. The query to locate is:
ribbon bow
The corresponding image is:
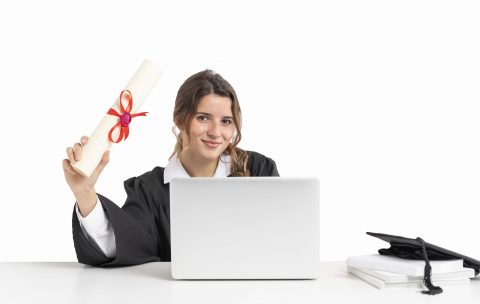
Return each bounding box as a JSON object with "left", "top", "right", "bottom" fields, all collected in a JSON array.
[{"left": 106, "top": 90, "right": 148, "bottom": 143}]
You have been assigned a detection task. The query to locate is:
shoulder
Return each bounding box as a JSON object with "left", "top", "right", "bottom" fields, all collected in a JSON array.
[
  {"left": 138, "top": 166, "right": 166, "bottom": 185},
  {"left": 124, "top": 166, "right": 167, "bottom": 191},
  {"left": 246, "top": 151, "right": 280, "bottom": 176}
]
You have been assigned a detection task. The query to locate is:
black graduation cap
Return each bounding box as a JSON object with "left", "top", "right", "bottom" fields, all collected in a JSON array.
[{"left": 367, "top": 232, "right": 480, "bottom": 295}]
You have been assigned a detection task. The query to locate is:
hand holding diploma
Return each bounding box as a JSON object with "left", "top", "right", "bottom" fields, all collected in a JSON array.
[{"left": 63, "top": 136, "right": 110, "bottom": 216}]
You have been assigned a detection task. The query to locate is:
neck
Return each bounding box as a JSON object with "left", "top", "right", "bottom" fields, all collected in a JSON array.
[{"left": 180, "top": 151, "right": 219, "bottom": 177}]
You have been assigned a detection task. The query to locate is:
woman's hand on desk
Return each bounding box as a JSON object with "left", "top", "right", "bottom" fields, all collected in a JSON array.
[{"left": 63, "top": 135, "right": 110, "bottom": 216}]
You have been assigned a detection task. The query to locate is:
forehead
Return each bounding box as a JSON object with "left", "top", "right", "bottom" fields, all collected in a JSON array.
[{"left": 197, "top": 94, "right": 233, "bottom": 116}]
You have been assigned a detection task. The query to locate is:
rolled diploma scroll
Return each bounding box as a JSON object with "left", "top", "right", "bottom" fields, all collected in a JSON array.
[{"left": 72, "top": 59, "right": 164, "bottom": 177}]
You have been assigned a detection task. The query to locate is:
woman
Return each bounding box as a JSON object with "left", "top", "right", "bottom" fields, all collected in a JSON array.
[{"left": 63, "top": 69, "right": 279, "bottom": 267}]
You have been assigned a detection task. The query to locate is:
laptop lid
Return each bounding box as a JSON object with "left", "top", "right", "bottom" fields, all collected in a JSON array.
[{"left": 170, "top": 177, "right": 320, "bottom": 279}]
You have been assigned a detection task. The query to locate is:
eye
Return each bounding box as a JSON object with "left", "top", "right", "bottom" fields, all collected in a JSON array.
[
  {"left": 222, "top": 119, "right": 233, "bottom": 125},
  {"left": 197, "top": 115, "right": 208, "bottom": 121}
]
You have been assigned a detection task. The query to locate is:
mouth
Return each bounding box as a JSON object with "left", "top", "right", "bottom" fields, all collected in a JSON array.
[{"left": 201, "top": 139, "right": 221, "bottom": 148}]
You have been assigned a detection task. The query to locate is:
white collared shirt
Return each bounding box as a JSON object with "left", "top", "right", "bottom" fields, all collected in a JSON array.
[
  {"left": 163, "top": 153, "right": 231, "bottom": 184},
  {"left": 75, "top": 153, "right": 231, "bottom": 258}
]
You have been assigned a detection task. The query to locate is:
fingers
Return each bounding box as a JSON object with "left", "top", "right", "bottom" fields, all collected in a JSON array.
[
  {"left": 62, "top": 159, "right": 77, "bottom": 175},
  {"left": 66, "top": 136, "right": 89, "bottom": 164},
  {"left": 66, "top": 144, "right": 81, "bottom": 164},
  {"left": 74, "top": 143, "right": 83, "bottom": 161}
]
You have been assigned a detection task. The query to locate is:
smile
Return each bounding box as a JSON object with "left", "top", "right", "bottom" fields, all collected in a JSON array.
[{"left": 201, "top": 140, "right": 221, "bottom": 148}]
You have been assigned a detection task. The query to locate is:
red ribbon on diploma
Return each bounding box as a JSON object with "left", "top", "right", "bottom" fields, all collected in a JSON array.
[{"left": 106, "top": 90, "right": 148, "bottom": 143}]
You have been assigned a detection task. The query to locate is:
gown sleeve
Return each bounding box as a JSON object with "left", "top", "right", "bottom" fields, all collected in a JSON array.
[{"left": 72, "top": 176, "right": 162, "bottom": 267}]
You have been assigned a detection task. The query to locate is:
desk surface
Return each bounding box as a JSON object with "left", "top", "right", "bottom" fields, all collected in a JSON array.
[{"left": 1, "top": 262, "right": 479, "bottom": 304}]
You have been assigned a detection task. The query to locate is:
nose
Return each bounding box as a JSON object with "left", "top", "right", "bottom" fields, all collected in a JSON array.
[{"left": 207, "top": 121, "right": 221, "bottom": 138}]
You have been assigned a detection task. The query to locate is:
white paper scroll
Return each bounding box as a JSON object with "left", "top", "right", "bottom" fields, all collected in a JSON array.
[{"left": 72, "top": 59, "right": 164, "bottom": 177}]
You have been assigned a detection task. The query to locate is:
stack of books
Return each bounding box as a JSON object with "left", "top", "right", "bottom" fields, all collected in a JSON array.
[{"left": 346, "top": 254, "right": 475, "bottom": 289}]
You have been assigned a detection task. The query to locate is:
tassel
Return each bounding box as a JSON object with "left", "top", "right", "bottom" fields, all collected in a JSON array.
[{"left": 416, "top": 237, "right": 443, "bottom": 295}]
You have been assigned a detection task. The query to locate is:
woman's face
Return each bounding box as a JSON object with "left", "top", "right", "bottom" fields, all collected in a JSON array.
[{"left": 184, "top": 93, "right": 235, "bottom": 161}]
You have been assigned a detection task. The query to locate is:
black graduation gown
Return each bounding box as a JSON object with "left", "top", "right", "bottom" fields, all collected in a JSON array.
[{"left": 72, "top": 151, "right": 280, "bottom": 267}]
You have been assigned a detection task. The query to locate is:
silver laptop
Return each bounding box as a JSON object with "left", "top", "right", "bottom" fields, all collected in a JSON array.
[{"left": 170, "top": 177, "right": 320, "bottom": 279}]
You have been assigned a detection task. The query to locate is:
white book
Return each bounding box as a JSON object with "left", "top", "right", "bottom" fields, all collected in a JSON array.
[
  {"left": 348, "top": 266, "right": 475, "bottom": 283},
  {"left": 346, "top": 254, "right": 464, "bottom": 276},
  {"left": 348, "top": 266, "right": 471, "bottom": 289}
]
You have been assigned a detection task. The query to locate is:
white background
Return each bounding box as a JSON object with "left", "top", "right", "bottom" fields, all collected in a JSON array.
[{"left": 0, "top": 0, "right": 479, "bottom": 262}]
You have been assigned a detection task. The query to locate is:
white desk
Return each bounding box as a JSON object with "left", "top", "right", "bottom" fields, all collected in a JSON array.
[{"left": 1, "top": 262, "right": 479, "bottom": 304}]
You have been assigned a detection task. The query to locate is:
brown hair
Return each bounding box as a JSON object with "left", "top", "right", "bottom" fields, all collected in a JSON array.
[{"left": 170, "top": 69, "right": 250, "bottom": 176}]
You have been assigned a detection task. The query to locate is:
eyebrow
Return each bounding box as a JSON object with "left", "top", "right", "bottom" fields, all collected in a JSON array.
[{"left": 196, "top": 112, "right": 233, "bottom": 119}]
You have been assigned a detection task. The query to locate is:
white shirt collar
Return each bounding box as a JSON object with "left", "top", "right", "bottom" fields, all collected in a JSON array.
[{"left": 163, "top": 153, "right": 231, "bottom": 184}]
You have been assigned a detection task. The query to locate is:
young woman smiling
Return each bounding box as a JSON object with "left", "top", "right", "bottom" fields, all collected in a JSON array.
[{"left": 63, "top": 69, "right": 279, "bottom": 267}]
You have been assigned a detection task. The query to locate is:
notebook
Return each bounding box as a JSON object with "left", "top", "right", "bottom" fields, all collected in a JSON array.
[
  {"left": 347, "top": 266, "right": 475, "bottom": 283},
  {"left": 346, "top": 254, "right": 464, "bottom": 276},
  {"left": 347, "top": 267, "right": 471, "bottom": 289},
  {"left": 169, "top": 177, "right": 320, "bottom": 279}
]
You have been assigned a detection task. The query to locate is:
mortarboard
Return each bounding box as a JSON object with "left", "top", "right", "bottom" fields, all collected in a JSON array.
[{"left": 367, "top": 231, "right": 480, "bottom": 295}]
